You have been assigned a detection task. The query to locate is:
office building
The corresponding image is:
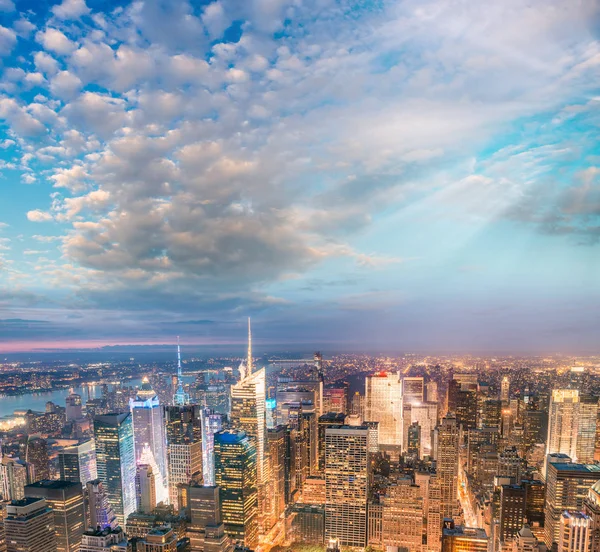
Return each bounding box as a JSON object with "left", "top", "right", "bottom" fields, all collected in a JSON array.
[
  {"left": 381, "top": 479, "right": 423, "bottom": 551},
  {"left": 499, "top": 484, "right": 527, "bottom": 545},
  {"left": 441, "top": 523, "right": 489, "bottom": 552},
  {"left": 25, "top": 480, "right": 85, "bottom": 552},
  {"left": 0, "top": 457, "right": 30, "bottom": 502},
  {"left": 164, "top": 405, "right": 203, "bottom": 511},
  {"left": 137, "top": 526, "right": 178, "bottom": 552},
  {"left": 411, "top": 402, "right": 438, "bottom": 457},
  {"left": 25, "top": 437, "right": 49, "bottom": 482},
  {"left": 584, "top": 480, "right": 600, "bottom": 552},
  {"left": 59, "top": 440, "right": 98, "bottom": 486},
  {"left": 214, "top": 430, "right": 258, "bottom": 549},
  {"left": 498, "top": 447, "right": 526, "bottom": 484},
  {"left": 546, "top": 389, "right": 598, "bottom": 474},
  {"left": 266, "top": 426, "right": 286, "bottom": 525},
  {"left": 501, "top": 376, "right": 510, "bottom": 403},
  {"left": 136, "top": 464, "right": 157, "bottom": 514},
  {"left": 317, "top": 413, "right": 345, "bottom": 472},
  {"left": 436, "top": 414, "right": 460, "bottom": 519},
  {"left": 187, "top": 485, "right": 231, "bottom": 552},
  {"left": 66, "top": 393, "right": 83, "bottom": 422},
  {"left": 364, "top": 372, "right": 403, "bottom": 455},
  {"left": 322, "top": 384, "right": 347, "bottom": 415},
  {"left": 324, "top": 424, "right": 369, "bottom": 548},
  {"left": 510, "top": 525, "right": 544, "bottom": 552},
  {"left": 130, "top": 380, "right": 168, "bottom": 505},
  {"left": 4, "top": 497, "right": 56, "bottom": 552},
  {"left": 86, "top": 480, "right": 118, "bottom": 531},
  {"left": 544, "top": 461, "right": 600, "bottom": 549},
  {"left": 402, "top": 377, "right": 425, "bottom": 405},
  {"left": 93, "top": 413, "right": 137, "bottom": 527},
  {"left": 559, "top": 511, "right": 591, "bottom": 552}
]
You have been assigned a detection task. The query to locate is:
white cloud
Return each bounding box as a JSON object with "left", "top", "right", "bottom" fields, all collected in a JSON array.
[
  {"left": 27, "top": 210, "right": 54, "bottom": 222},
  {"left": 0, "top": 25, "right": 16, "bottom": 56},
  {"left": 34, "top": 51, "right": 60, "bottom": 75},
  {"left": 50, "top": 164, "right": 89, "bottom": 191},
  {"left": 52, "top": 0, "right": 90, "bottom": 20},
  {"left": 50, "top": 71, "right": 83, "bottom": 100},
  {"left": 36, "top": 28, "right": 77, "bottom": 55}
]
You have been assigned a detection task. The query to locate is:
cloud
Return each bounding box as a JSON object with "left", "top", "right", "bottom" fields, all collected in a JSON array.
[
  {"left": 0, "top": 25, "right": 16, "bottom": 56},
  {"left": 49, "top": 71, "right": 83, "bottom": 100},
  {"left": 27, "top": 210, "right": 54, "bottom": 222},
  {"left": 52, "top": 0, "right": 90, "bottom": 20},
  {"left": 36, "top": 28, "right": 78, "bottom": 55},
  {"left": 0, "top": 0, "right": 14, "bottom": 12}
]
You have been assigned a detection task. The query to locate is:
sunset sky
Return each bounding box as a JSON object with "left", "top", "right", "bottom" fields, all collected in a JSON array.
[{"left": 0, "top": 0, "right": 599, "bottom": 352}]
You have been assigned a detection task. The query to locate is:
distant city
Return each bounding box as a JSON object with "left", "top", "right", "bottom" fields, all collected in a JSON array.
[{"left": 0, "top": 319, "right": 596, "bottom": 552}]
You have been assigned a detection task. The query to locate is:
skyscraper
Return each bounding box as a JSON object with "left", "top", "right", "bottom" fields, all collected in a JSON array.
[
  {"left": 266, "top": 426, "right": 286, "bottom": 527},
  {"left": 436, "top": 414, "right": 460, "bottom": 520},
  {"left": 129, "top": 380, "right": 168, "bottom": 505},
  {"left": 546, "top": 389, "right": 598, "bottom": 474},
  {"left": 58, "top": 440, "right": 98, "bottom": 486},
  {"left": 501, "top": 376, "right": 510, "bottom": 403},
  {"left": 4, "top": 497, "right": 56, "bottom": 552},
  {"left": 324, "top": 424, "right": 369, "bottom": 548},
  {"left": 93, "top": 413, "right": 136, "bottom": 527},
  {"left": 187, "top": 485, "right": 232, "bottom": 552},
  {"left": 25, "top": 480, "right": 85, "bottom": 552},
  {"left": 364, "top": 372, "right": 403, "bottom": 456},
  {"left": 229, "top": 319, "right": 266, "bottom": 526},
  {"left": 173, "top": 337, "right": 190, "bottom": 406},
  {"left": 164, "top": 405, "right": 203, "bottom": 510},
  {"left": 66, "top": 393, "right": 83, "bottom": 422},
  {"left": 25, "top": 437, "right": 49, "bottom": 482},
  {"left": 0, "top": 456, "right": 30, "bottom": 502},
  {"left": 214, "top": 430, "right": 258, "bottom": 549},
  {"left": 402, "top": 376, "right": 425, "bottom": 405},
  {"left": 85, "top": 479, "right": 118, "bottom": 531},
  {"left": 135, "top": 464, "right": 157, "bottom": 514},
  {"left": 201, "top": 411, "right": 223, "bottom": 487},
  {"left": 499, "top": 484, "right": 527, "bottom": 545},
  {"left": 380, "top": 479, "right": 424, "bottom": 551},
  {"left": 544, "top": 461, "right": 600, "bottom": 548}
]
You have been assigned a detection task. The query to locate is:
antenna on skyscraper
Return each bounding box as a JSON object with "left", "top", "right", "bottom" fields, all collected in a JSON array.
[
  {"left": 177, "top": 335, "right": 182, "bottom": 379},
  {"left": 247, "top": 317, "right": 253, "bottom": 375},
  {"left": 173, "top": 335, "right": 189, "bottom": 406}
]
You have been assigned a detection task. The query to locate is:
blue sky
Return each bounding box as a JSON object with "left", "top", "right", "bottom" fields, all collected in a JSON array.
[{"left": 0, "top": 0, "right": 599, "bottom": 352}]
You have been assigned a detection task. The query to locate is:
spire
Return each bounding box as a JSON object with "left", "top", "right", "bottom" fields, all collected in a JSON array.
[
  {"left": 247, "top": 317, "right": 253, "bottom": 375},
  {"left": 173, "top": 336, "right": 189, "bottom": 406}
]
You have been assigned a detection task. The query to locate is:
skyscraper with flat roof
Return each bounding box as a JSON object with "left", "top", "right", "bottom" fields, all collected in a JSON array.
[
  {"left": 364, "top": 372, "right": 403, "bottom": 456},
  {"left": 214, "top": 430, "right": 258, "bottom": 549},
  {"left": 436, "top": 414, "right": 460, "bottom": 520},
  {"left": 4, "top": 497, "right": 56, "bottom": 552},
  {"left": 93, "top": 413, "right": 136, "bottom": 527},
  {"left": 25, "top": 480, "right": 85, "bottom": 552},
  {"left": 324, "top": 424, "right": 369, "bottom": 548},
  {"left": 58, "top": 440, "right": 98, "bottom": 486}
]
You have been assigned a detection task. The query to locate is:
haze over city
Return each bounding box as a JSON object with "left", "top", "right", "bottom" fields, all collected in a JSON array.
[{"left": 0, "top": 0, "right": 598, "bottom": 353}]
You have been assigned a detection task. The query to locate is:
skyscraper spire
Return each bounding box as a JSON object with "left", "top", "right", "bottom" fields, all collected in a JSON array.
[
  {"left": 173, "top": 336, "right": 189, "bottom": 406},
  {"left": 247, "top": 316, "right": 253, "bottom": 375}
]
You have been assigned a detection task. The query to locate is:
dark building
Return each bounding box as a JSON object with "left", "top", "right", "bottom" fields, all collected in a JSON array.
[
  {"left": 25, "top": 437, "right": 49, "bottom": 482},
  {"left": 499, "top": 484, "right": 526, "bottom": 544},
  {"left": 24, "top": 479, "right": 85, "bottom": 552},
  {"left": 289, "top": 503, "right": 325, "bottom": 544}
]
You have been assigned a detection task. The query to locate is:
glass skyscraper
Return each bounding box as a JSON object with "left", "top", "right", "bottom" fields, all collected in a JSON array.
[
  {"left": 93, "top": 412, "right": 136, "bottom": 527},
  {"left": 214, "top": 429, "right": 258, "bottom": 549}
]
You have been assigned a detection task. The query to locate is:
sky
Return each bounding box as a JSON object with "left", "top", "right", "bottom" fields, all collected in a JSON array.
[{"left": 0, "top": 0, "right": 599, "bottom": 353}]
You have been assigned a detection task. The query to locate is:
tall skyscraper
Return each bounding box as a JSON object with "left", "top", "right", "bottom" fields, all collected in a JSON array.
[
  {"left": 135, "top": 463, "right": 157, "bottom": 514},
  {"left": 0, "top": 456, "right": 30, "bottom": 502},
  {"left": 584, "top": 481, "right": 600, "bottom": 552},
  {"left": 229, "top": 319, "right": 266, "bottom": 525},
  {"left": 58, "top": 440, "right": 98, "bottom": 486},
  {"left": 25, "top": 437, "right": 49, "bottom": 482},
  {"left": 402, "top": 377, "right": 425, "bottom": 405},
  {"left": 85, "top": 479, "right": 118, "bottom": 531},
  {"left": 129, "top": 379, "right": 168, "bottom": 505},
  {"left": 436, "top": 414, "right": 460, "bottom": 520},
  {"left": 364, "top": 372, "right": 403, "bottom": 456},
  {"left": 25, "top": 480, "right": 85, "bottom": 552},
  {"left": 544, "top": 461, "right": 600, "bottom": 548},
  {"left": 266, "top": 426, "right": 286, "bottom": 527},
  {"left": 214, "top": 430, "right": 258, "bottom": 549},
  {"left": 546, "top": 389, "right": 598, "bottom": 474},
  {"left": 164, "top": 405, "right": 203, "bottom": 510},
  {"left": 201, "top": 411, "right": 223, "bottom": 487},
  {"left": 173, "top": 337, "right": 190, "bottom": 406},
  {"left": 93, "top": 413, "right": 136, "bottom": 527},
  {"left": 4, "top": 497, "right": 56, "bottom": 552},
  {"left": 324, "top": 424, "right": 369, "bottom": 548},
  {"left": 411, "top": 402, "right": 438, "bottom": 457}
]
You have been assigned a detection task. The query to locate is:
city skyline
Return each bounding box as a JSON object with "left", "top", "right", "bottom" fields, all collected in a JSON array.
[{"left": 0, "top": 0, "right": 599, "bottom": 352}]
